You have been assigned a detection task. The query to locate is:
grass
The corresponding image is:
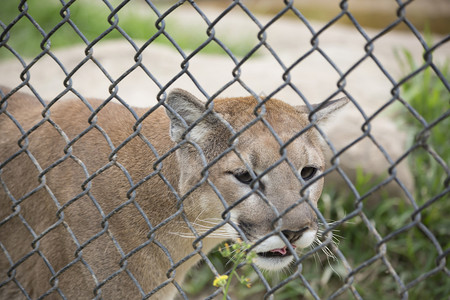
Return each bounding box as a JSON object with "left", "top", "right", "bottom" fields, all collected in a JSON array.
[
  {"left": 395, "top": 49, "right": 450, "bottom": 202},
  {"left": 0, "top": 0, "right": 255, "bottom": 60}
]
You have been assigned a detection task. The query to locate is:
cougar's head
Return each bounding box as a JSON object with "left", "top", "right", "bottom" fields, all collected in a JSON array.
[{"left": 165, "top": 89, "right": 348, "bottom": 271}]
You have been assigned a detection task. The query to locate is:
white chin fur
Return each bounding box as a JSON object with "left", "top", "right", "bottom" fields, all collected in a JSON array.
[
  {"left": 254, "top": 255, "right": 294, "bottom": 271},
  {"left": 251, "top": 229, "right": 317, "bottom": 271}
]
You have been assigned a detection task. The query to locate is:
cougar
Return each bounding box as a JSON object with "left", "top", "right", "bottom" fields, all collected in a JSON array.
[{"left": 0, "top": 86, "right": 347, "bottom": 299}]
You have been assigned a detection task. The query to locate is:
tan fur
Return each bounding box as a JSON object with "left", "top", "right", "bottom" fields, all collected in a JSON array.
[{"left": 0, "top": 87, "right": 347, "bottom": 299}]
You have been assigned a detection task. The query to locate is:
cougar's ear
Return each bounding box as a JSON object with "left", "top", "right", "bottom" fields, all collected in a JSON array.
[
  {"left": 165, "top": 88, "right": 228, "bottom": 144},
  {"left": 296, "top": 97, "right": 349, "bottom": 123}
]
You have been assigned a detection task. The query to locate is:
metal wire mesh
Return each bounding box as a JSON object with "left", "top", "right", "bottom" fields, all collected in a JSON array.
[{"left": 0, "top": 0, "right": 449, "bottom": 299}]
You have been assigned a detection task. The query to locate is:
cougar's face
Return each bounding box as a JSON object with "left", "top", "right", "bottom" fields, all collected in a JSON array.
[
  {"left": 167, "top": 91, "right": 347, "bottom": 272},
  {"left": 206, "top": 124, "right": 325, "bottom": 271}
]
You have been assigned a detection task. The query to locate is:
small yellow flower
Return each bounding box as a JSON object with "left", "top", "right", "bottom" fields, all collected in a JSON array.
[
  {"left": 220, "top": 243, "right": 232, "bottom": 257},
  {"left": 213, "top": 275, "right": 229, "bottom": 287},
  {"left": 245, "top": 278, "right": 251, "bottom": 288}
]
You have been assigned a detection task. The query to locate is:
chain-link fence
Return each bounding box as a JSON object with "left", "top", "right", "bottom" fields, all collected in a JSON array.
[{"left": 0, "top": 0, "right": 449, "bottom": 299}]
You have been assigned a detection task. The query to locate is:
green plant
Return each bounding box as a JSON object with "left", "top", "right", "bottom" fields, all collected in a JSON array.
[
  {"left": 213, "top": 240, "right": 256, "bottom": 300},
  {"left": 395, "top": 48, "right": 450, "bottom": 202}
]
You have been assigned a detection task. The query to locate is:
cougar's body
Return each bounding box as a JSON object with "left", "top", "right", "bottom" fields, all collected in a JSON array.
[{"left": 0, "top": 87, "right": 347, "bottom": 299}]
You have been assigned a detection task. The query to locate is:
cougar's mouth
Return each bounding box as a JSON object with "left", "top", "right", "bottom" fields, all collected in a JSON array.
[
  {"left": 252, "top": 239, "right": 298, "bottom": 271},
  {"left": 237, "top": 220, "right": 318, "bottom": 271},
  {"left": 251, "top": 229, "right": 317, "bottom": 271},
  {"left": 257, "top": 245, "right": 296, "bottom": 258}
]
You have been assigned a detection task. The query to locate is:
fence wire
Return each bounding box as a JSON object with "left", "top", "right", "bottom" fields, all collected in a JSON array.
[{"left": 0, "top": 0, "right": 449, "bottom": 299}]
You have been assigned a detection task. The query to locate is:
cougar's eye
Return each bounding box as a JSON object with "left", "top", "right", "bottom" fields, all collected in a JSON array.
[
  {"left": 234, "top": 171, "right": 253, "bottom": 184},
  {"left": 300, "top": 167, "right": 317, "bottom": 181}
]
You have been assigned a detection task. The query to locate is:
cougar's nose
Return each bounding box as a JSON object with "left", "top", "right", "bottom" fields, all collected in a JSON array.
[{"left": 281, "top": 227, "right": 309, "bottom": 244}]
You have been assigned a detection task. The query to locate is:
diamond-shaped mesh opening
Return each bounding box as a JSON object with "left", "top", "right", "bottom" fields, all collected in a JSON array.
[{"left": 1, "top": 0, "right": 449, "bottom": 299}]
